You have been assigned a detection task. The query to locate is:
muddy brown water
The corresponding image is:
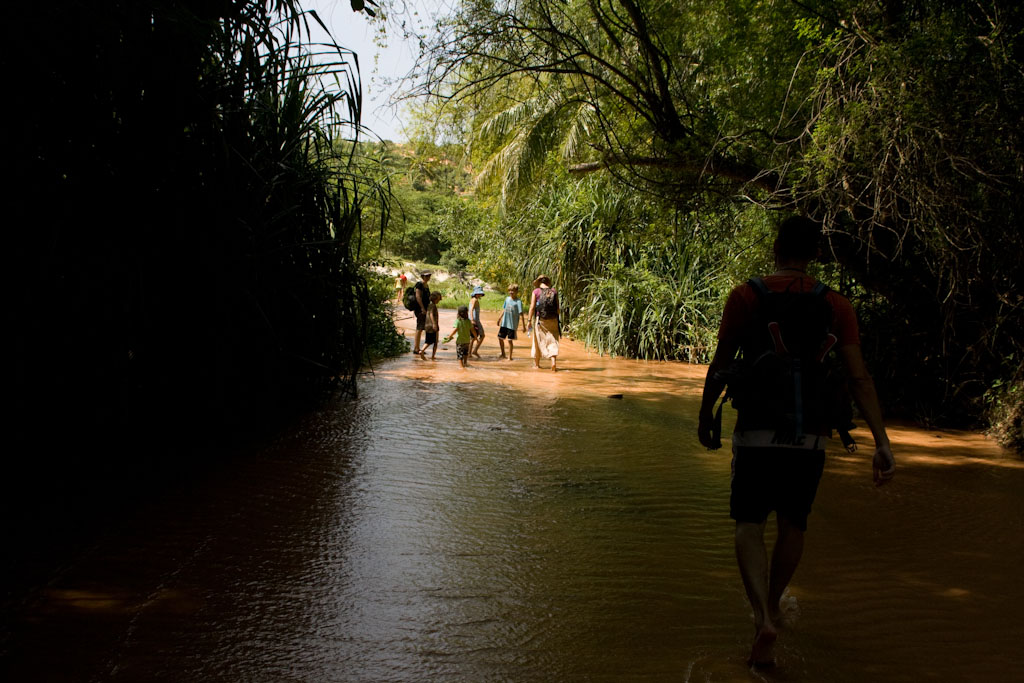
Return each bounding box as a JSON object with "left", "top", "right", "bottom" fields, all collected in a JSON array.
[{"left": 3, "top": 308, "right": 1022, "bottom": 682}]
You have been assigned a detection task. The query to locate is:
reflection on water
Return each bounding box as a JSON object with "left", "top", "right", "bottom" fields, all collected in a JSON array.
[{"left": 3, "top": 310, "right": 1022, "bottom": 682}]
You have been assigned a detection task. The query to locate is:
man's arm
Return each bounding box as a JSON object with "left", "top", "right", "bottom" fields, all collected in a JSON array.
[
  {"left": 839, "top": 344, "right": 895, "bottom": 486},
  {"left": 697, "top": 340, "right": 738, "bottom": 449}
]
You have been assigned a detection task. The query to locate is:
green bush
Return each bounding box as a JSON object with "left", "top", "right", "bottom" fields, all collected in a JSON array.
[
  {"left": 986, "top": 375, "right": 1023, "bottom": 455},
  {"left": 395, "top": 223, "right": 449, "bottom": 263},
  {"left": 363, "top": 270, "right": 410, "bottom": 359},
  {"left": 439, "top": 249, "right": 470, "bottom": 274},
  {"left": 438, "top": 289, "right": 504, "bottom": 312}
]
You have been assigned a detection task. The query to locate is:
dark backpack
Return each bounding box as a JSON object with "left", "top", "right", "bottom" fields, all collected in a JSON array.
[
  {"left": 403, "top": 285, "right": 418, "bottom": 311},
  {"left": 724, "top": 277, "right": 855, "bottom": 448},
  {"left": 535, "top": 288, "right": 558, "bottom": 319}
]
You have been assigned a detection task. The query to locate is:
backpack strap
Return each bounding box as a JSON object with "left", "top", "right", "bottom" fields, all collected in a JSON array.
[
  {"left": 751, "top": 277, "right": 829, "bottom": 296},
  {"left": 747, "top": 276, "right": 770, "bottom": 298},
  {"left": 748, "top": 277, "right": 787, "bottom": 353},
  {"left": 710, "top": 394, "right": 725, "bottom": 450}
]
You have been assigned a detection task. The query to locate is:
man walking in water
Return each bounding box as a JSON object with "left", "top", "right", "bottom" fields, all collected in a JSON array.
[
  {"left": 412, "top": 271, "right": 432, "bottom": 355},
  {"left": 697, "top": 215, "right": 895, "bottom": 668}
]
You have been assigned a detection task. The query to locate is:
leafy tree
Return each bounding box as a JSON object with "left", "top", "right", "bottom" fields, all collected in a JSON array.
[
  {"left": 790, "top": 2, "right": 1024, "bottom": 427},
  {"left": 416, "top": 0, "right": 810, "bottom": 202},
  {"left": 410, "top": 0, "right": 1023, "bottom": 446},
  {"left": 350, "top": 135, "right": 473, "bottom": 263}
]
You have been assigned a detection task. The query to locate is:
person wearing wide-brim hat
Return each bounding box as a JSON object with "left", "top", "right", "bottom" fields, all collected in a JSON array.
[
  {"left": 468, "top": 285, "right": 486, "bottom": 358},
  {"left": 527, "top": 275, "right": 560, "bottom": 371}
]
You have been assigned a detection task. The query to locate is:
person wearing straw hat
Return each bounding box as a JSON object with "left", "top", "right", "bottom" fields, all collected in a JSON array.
[
  {"left": 468, "top": 285, "right": 486, "bottom": 358},
  {"left": 528, "top": 275, "right": 560, "bottom": 371}
]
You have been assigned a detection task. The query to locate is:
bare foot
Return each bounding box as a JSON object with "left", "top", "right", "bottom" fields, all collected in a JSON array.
[
  {"left": 498, "top": 352, "right": 507, "bottom": 359},
  {"left": 769, "top": 594, "right": 800, "bottom": 630},
  {"left": 748, "top": 624, "right": 778, "bottom": 668}
]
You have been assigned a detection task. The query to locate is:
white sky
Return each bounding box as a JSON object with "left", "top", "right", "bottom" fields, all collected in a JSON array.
[{"left": 301, "top": 0, "right": 447, "bottom": 142}]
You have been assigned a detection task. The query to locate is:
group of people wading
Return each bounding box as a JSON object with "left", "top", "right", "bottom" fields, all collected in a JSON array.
[
  {"left": 402, "top": 272, "right": 561, "bottom": 371},
  {"left": 395, "top": 215, "right": 897, "bottom": 671}
]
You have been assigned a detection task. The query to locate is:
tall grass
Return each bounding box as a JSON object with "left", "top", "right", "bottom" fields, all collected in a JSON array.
[
  {"left": 10, "top": 1, "right": 387, "bottom": 464},
  {"left": 572, "top": 247, "right": 722, "bottom": 361}
]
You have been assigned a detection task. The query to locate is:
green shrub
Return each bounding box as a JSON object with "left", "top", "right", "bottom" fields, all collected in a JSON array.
[
  {"left": 438, "top": 289, "right": 504, "bottom": 311},
  {"left": 986, "top": 375, "right": 1023, "bottom": 455},
  {"left": 363, "top": 270, "right": 410, "bottom": 359}
]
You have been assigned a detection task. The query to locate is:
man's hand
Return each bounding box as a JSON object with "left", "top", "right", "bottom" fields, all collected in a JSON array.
[
  {"left": 698, "top": 412, "right": 720, "bottom": 450},
  {"left": 872, "top": 445, "right": 895, "bottom": 486}
]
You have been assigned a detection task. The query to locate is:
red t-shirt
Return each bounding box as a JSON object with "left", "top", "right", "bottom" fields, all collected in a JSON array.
[{"left": 717, "top": 275, "right": 859, "bottom": 348}]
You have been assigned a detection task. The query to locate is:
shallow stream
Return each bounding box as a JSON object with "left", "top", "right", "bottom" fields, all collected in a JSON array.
[{"left": 3, "top": 309, "right": 1022, "bottom": 682}]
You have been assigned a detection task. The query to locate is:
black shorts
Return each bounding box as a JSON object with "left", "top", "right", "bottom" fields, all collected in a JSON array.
[
  {"left": 424, "top": 331, "right": 437, "bottom": 345},
  {"left": 415, "top": 311, "right": 427, "bottom": 331},
  {"left": 498, "top": 326, "right": 517, "bottom": 340},
  {"left": 730, "top": 446, "right": 826, "bottom": 531}
]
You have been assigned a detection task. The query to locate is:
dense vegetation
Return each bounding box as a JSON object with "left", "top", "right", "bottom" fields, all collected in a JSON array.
[
  {"left": 352, "top": 136, "right": 472, "bottom": 268},
  {"left": 8, "top": 0, "right": 389, "bottom": 511},
  {"left": 386, "top": 0, "right": 1022, "bottom": 450},
  {"left": 8, "top": 0, "right": 1021, "bottom": 483}
]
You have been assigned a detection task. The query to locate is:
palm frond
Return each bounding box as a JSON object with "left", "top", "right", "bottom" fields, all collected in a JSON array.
[{"left": 560, "top": 103, "right": 599, "bottom": 159}]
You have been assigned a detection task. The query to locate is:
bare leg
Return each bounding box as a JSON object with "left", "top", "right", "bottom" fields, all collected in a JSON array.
[
  {"left": 498, "top": 338, "right": 507, "bottom": 358},
  {"left": 508, "top": 340, "right": 514, "bottom": 360},
  {"left": 735, "top": 521, "right": 778, "bottom": 666},
  {"left": 550, "top": 355, "right": 557, "bottom": 371},
  {"left": 768, "top": 516, "right": 804, "bottom": 625},
  {"left": 413, "top": 330, "right": 422, "bottom": 354}
]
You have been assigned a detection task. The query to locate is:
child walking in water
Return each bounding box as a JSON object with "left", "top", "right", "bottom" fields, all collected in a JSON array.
[
  {"left": 420, "top": 292, "right": 443, "bottom": 359},
  {"left": 443, "top": 305, "right": 478, "bottom": 369},
  {"left": 496, "top": 284, "right": 528, "bottom": 360},
  {"left": 468, "top": 285, "right": 486, "bottom": 358}
]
